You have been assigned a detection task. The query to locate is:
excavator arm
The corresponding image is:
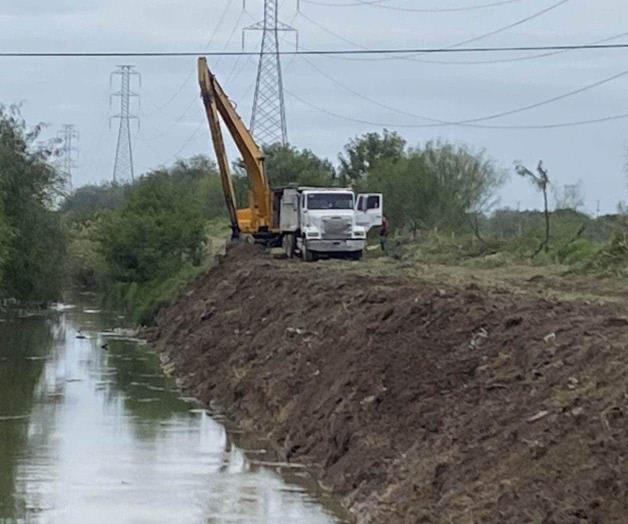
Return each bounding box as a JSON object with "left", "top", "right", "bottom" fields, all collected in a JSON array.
[{"left": 197, "top": 57, "right": 272, "bottom": 236}]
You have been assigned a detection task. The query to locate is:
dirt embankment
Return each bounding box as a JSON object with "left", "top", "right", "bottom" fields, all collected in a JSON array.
[{"left": 148, "top": 245, "right": 627, "bottom": 523}]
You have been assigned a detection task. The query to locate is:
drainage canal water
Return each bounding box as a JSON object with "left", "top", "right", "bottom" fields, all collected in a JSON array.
[{"left": 0, "top": 301, "right": 345, "bottom": 523}]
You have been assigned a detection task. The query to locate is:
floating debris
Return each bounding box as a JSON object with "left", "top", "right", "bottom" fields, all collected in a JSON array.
[
  {"left": 50, "top": 303, "right": 77, "bottom": 312},
  {"left": 0, "top": 414, "right": 29, "bottom": 421}
]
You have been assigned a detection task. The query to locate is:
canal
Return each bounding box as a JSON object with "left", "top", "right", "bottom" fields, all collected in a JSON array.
[{"left": 0, "top": 300, "right": 344, "bottom": 523}]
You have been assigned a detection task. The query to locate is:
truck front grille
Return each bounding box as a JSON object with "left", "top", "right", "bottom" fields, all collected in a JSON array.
[{"left": 322, "top": 217, "right": 352, "bottom": 239}]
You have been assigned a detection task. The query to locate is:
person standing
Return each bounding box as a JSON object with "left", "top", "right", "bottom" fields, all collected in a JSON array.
[{"left": 380, "top": 214, "right": 389, "bottom": 253}]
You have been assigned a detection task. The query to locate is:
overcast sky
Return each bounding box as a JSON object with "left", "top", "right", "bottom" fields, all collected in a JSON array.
[{"left": 2, "top": 0, "right": 628, "bottom": 213}]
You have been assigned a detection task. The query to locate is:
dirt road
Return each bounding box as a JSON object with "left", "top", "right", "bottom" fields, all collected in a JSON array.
[{"left": 148, "top": 245, "right": 627, "bottom": 523}]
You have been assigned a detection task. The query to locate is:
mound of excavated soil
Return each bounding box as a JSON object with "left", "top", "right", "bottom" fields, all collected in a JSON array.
[{"left": 149, "top": 244, "right": 627, "bottom": 523}]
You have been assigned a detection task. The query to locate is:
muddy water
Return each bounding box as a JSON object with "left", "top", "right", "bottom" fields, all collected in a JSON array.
[{"left": 0, "top": 302, "right": 344, "bottom": 523}]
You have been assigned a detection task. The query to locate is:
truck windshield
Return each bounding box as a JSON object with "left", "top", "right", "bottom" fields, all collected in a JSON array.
[{"left": 307, "top": 193, "right": 354, "bottom": 210}]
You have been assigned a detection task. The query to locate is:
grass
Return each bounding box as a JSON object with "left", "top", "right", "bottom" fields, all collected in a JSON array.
[
  {"left": 102, "top": 219, "right": 230, "bottom": 325},
  {"left": 107, "top": 263, "right": 206, "bottom": 325}
]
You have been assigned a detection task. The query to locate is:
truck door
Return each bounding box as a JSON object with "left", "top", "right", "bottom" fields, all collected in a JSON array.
[{"left": 356, "top": 193, "right": 383, "bottom": 231}]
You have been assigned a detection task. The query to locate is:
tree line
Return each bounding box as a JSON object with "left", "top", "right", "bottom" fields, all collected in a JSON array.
[
  {"left": 0, "top": 107, "right": 65, "bottom": 303},
  {"left": 1, "top": 107, "right": 625, "bottom": 305}
]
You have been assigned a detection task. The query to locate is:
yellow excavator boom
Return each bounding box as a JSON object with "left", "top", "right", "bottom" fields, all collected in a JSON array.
[{"left": 197, "top": 57, "right": 272, "bottom": 236}]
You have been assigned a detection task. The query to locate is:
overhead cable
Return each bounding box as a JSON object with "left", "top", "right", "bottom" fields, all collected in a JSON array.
[
  {"left": 300, "top": 0, "right": 526, "bottom": 13},
  {"left": 285, "top": 88, "right": 628, "bottom": 130},
  {"left": 7, "top": 42, "right": 628, "bottom": 57}
]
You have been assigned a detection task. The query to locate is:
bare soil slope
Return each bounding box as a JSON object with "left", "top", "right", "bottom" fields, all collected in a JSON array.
[{"left": 149, "top": 245, "right": 627, "bottom": 523}]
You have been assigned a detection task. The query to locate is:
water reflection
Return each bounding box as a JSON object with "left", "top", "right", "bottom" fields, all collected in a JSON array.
[
  {"left": 0, "top": 305, "right": 343, "bottom": 523},
  {"left": 0, "top": 313, "right": 62, "bottom": 519}
]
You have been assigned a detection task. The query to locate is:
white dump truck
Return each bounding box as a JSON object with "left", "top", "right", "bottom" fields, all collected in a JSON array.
[
  {"left": 198, "top": 59, "right": 384, "bottom": 261},
  {"left": 276, "top": 187, "right": 383, "bottom": 261}
]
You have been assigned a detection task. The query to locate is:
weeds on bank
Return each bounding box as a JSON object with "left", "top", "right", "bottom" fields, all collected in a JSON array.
[{"left": 388, "top": 222, "right": 627, "bottom": 280}]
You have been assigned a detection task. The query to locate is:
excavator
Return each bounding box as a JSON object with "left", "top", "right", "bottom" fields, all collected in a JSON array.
[{"left": 197, "top": 57, "right": 383, "bottom": 261}]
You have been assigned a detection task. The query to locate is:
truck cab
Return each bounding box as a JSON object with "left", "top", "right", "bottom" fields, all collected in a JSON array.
[{"left": 277, "top": 187, "right": 383, "bottom": 261}]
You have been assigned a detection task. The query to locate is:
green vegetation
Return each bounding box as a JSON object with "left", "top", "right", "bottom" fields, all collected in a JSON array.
[
  {"left": 339, "top": 129, "right": 406, "bottom": 182},
  {"left": 1, "top": 108, "right": 625, "bottom": 316},
  {"left": 365, "top": 140, "right": 505, "bottom": 235},
  {"left": 0, "top": 107, "right": 66, "bottom": 302},
  {"left": 63, "top": 156, "right": 229, "bottom": 324},
  {"left": 264, "top": 143, "right": 335, "bottom": 186},
  {"left": 232, "top": 143, "right": 337, "bottom": 206},
  {"left": 341, "top": 130, "right": 626, "bottom": 276}
]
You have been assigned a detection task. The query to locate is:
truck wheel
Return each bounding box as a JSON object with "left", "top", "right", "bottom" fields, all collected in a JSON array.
[
  {"left": 282, "top": 234, "right": 295, "bottom": 258},
  {"left": 303, "top": 244, "right": 316, "bottom": 262},
  {"left": 350, "top": 251, "right": 363, "bottom": 261}
]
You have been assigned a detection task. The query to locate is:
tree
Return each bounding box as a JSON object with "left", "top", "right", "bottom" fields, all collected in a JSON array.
[
  {"left": 0, "top": 105, "right": 66, "bottom": 301},
  {"left": 553, "top": 183, "right": 584, "bottom": 211},
  {"left": 339, "top": 129, "right": 406, "bottom": 183},
  {"left": 264, "top": 143, "right": 335, "bottom": 187},
  {"left": 367, "top": 140, "right": 505, "bottom": 237},
  {"left": 61, "top": 182, "right": 130, "bottom": 222},
  {"left": 231, "top": 144, "right": 335, "bottom": 207},
  {"left": 96, "top": 167, "right": 208, "bottom": 283},
  {"left": 0, "top": 196, "right": 9, "bottom": 278},
  {"left": 515, "top": 160, "right": 551, "bottom": 256},
  {"left": 166, "top": 155, "right": 226, "bottom": 220}
]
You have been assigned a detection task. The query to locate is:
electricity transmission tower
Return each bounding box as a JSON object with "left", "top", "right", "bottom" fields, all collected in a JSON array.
[
  {"left": 57, "top": 124, "right": 79, "bottom": 191},
  {"left": 244, "top": 0, "right": 297, "bottom": 146},
  {"left": 111, "top": 65, "right": 140, "bottom": 183}
]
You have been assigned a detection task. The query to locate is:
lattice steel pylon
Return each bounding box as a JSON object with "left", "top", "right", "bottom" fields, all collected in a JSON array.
[
  {"left": 244, "top": 0, "right": 297, "bottom": 146},
  {"left": 111, "top": 65, "right": 140, "bottom": 183},
  {"left": 57, "top": 124, "right": 79, "bottom": 191}
]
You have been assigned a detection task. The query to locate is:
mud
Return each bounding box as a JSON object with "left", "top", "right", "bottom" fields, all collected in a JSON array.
[{"left": 148, "top": 244, "right": 628, "bottom": 523}]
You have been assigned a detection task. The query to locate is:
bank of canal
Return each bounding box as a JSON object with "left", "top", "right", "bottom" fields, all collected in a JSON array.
[{"left": 0, "top": 300, "right": 346, "bottom": 523}]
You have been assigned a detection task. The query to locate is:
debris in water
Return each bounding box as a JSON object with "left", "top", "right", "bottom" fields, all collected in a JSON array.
[
  {"left": 0, "top": 414, "right": 29, "bottom": 421},
  {"left": 50, "top": 303, "right": 76, "bottom": 312}
]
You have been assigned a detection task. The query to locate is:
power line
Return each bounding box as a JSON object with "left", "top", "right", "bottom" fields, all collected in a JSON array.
[
  {"left": 141, "top": 7, "right": 250, "bottom": 144},
  {"left": 291, "top": 7, "right": 628, "bottom": 67},
  {"left": 299, "top": 0, "right": 526, "bottom": 12},
  {"left": 173, "top": 123, "right": 204, "bottom": 158},
  {"left": 142, "top": 0, "right": 234, "bottom": 117},
  {"left": 298, "top": 55, "right": 628, "bottom": 128},
  {"left": 9, "top": 43, "right": 628, "bottom": 57},
  {"left": 164, "top": 5, "right": 253, "bottom": 160},
  {"left": 402, "top": 30, "right": 628, "bottom": 66},
  {"left": 285, "top": 88, "right": 628, "bottom": 130},
  {"left": 296, "top": 0, "right": 571, "bottom": 63}
]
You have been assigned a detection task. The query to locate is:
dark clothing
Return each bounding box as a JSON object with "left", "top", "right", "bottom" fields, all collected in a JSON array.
[
  {"left": 380, "top": 217, "right": 389, "bottom": 253},
  {"left": 380, "top": 216, "right": 389, "bottom": 237}
]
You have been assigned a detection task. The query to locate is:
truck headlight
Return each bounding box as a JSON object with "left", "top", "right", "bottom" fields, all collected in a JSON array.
[
  {"left": 353, "top": 230, "right": 366, "bottom": 238},
  {"left": 306, "top": 231, "right": 320, "bottom": 238}
]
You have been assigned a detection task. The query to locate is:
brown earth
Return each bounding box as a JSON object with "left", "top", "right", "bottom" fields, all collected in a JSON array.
[{"left": 148, "top": 244, "right": 628, "bottom": 523}]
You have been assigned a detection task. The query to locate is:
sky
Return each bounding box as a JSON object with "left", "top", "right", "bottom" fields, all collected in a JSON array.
[{"left": 1, "top": 0, "right": 628, "bottom": 214}]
